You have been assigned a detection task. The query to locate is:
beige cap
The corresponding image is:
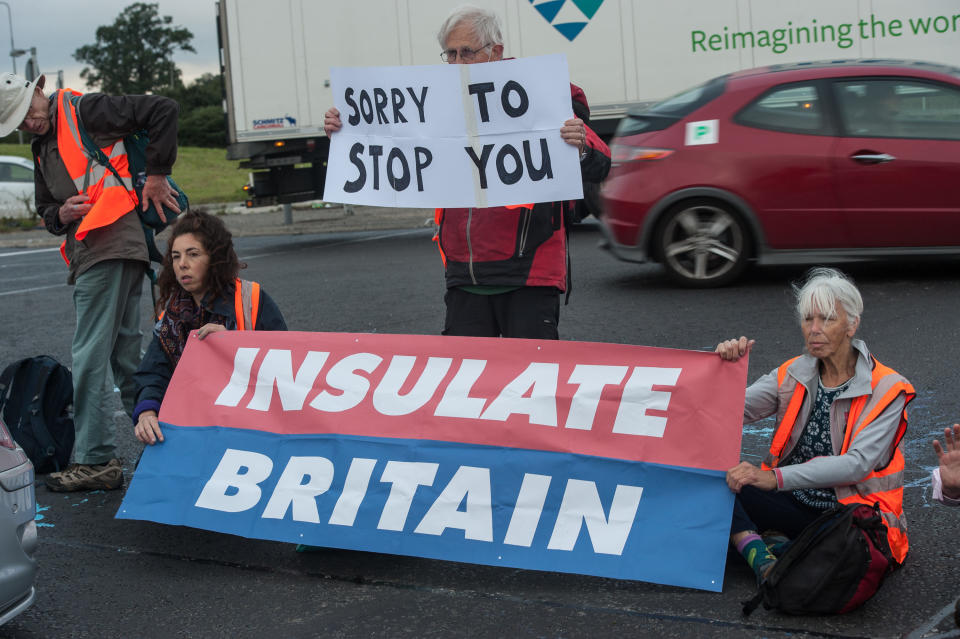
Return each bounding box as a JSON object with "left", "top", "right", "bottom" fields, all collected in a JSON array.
[{"left": 0, "top": 73, "right": 44, "bottom": 137}]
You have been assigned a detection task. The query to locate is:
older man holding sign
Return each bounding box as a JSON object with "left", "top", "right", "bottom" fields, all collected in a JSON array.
[{"left": 324, "top": 5, "right": 610, "bottom": 339}]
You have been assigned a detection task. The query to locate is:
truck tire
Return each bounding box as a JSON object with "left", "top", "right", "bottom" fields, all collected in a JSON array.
[{"left": 654, "top": 198, "right": 750, "bottom": 287}]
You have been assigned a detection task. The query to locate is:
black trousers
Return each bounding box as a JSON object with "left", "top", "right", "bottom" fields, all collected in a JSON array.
[
  {"left": 442, "top": 286, "right": 560, "bottom": 339},
  {"left": 730, "top": 485, "right": 827, "bottom": 538}
]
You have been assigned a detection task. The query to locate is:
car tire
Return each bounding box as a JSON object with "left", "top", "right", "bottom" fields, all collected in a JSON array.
[{"left": 654, "top": 198, "right": 750, "bottom": 287}]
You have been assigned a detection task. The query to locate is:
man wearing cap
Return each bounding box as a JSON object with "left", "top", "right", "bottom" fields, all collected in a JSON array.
[
  {"left": 324, "top": 5, "right": 610, "bottom": 339},
  {"left": 0, "top": 72, "right": 181, "bottom": 491}
]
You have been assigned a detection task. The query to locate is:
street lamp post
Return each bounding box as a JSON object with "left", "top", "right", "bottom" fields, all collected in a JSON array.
[{"left": 0, "top": 1, "right": 18, "bottom": 74}]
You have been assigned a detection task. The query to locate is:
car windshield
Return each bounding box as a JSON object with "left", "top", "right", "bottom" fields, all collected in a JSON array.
[{"left": 618, "top": 76, "right": 727, "bottom": 136}]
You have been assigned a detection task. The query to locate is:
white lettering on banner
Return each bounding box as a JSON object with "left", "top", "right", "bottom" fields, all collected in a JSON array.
[
  {"left": 612, "top": 367, "right": 682, "bottom": 437},
  {"left": 564, "top": 365, "right": 629, "bottom": 430},
  {"left": 213, "top": 350, "right": 683, "bottom": 437},
  {"left": 194, "top": 450, "right": 643, "bottom": 556},
  {"left": 309, "top": 353, "right": 383, "bottom": 412},
  {"left": 480, "top": 362, "right": 559, "bottom": 426},
  {"left": 434, "top": 359, "right": 488, "bottom": 419},
  {"left": 503, "top": 473, "right": 551, "bottom": 547},
  {"left": 215, "top": 348, "right": 261, "bottom": 406},
  {"left": 261, "top": 456, "right": 334, "bottom": 522},
  {"left": 248, "top": 350, "right": 330, "bottom": 411},
  {"left": 377, "top": 461, "right": 439, "bottom": 531},
  {"left": 414, "top": 466, "right": 493, "bottom": 541},
  {"left": 329, "top": 458, "right": 377, "bottom": 526},
  {"left": 547, "top": 480, "right": 644, "bottom": 555},
  {"left": 372, "top": 356, "right": 453, "bottom": 416},
  {"left": 195, "top": 449, "right": 273, "bottom": 512}
]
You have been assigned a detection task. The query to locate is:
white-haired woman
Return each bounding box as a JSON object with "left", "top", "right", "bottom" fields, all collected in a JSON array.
[{"left": 716, "top": 267, "right": 914, "bottom": 579}]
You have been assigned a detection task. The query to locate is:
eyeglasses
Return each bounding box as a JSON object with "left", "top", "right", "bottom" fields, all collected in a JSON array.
[{"left": 440, "top": 43, "right": 493, "bottom": 63}]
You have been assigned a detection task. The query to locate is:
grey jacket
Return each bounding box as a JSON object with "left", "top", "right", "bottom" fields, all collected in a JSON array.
[
  {"left": 744, "top": 339, "right": 909, "bottom": 492},
  {"left": 32, "top": 92, "right": 179, "bottom": 283}
]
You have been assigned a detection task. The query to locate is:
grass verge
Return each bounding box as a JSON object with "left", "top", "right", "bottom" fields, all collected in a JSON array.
[{"left": 0, "top": 144, "right": 247, "bottom": 204}]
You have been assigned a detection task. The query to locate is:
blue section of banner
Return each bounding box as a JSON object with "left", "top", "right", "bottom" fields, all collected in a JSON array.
[{"left": 118, "top": 424, "right": 733, "bottom": 591}]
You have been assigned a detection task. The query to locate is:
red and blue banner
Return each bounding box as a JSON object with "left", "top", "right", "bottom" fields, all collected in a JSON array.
[{"left": 117, "top": 332, "right": 747, "bottom": 591}]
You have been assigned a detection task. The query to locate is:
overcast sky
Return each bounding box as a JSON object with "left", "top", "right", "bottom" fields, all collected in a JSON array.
[{"left": 11, "top": 0, "right": 220, "bottom": 90}]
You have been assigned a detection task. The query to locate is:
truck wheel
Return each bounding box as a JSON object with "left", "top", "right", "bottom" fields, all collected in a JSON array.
[{"left": 655, "top": 199, "right": 750, "bottom": 287}]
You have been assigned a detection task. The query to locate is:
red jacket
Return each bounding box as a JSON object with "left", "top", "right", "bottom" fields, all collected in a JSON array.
[{"left": 436, "top": 84, "right": 610, "bottom": 290}]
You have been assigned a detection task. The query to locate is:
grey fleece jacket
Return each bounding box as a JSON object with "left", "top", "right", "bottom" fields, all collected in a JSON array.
[{"left": 744, "top": 339, "right": 909, "bottom": 492}]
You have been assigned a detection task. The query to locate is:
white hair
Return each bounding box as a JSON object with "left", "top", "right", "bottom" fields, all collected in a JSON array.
[
  {"left": 437, "top": 5, "right": 504, "bottom": 48},
  {"left": 793, "top": 267, "right": 863, "bottom": 329}
]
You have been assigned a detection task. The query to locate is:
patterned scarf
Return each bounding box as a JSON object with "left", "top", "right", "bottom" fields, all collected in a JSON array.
[{"left": 157, "top": 287, "right": 229, "bottom": 367}]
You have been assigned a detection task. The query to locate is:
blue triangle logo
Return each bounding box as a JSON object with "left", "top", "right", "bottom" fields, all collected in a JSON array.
[
  {"left": 530, "top": 0, "right": 604, "bottom": 41},
  {"left": 553, "top": 22, "right": 588, "bottom": 41},
  {"left": 534, "top": 0, "right": 565, "bottom": 23}
]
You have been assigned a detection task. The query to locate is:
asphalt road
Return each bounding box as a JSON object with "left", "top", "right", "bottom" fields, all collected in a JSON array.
[{"left": 0, "top": 223, "right": 958, "bottom": 638}]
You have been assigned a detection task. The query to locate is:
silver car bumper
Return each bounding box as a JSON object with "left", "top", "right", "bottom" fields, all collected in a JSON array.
[{"left": 0, "top": 459, "right": 37, "bottom": 626}]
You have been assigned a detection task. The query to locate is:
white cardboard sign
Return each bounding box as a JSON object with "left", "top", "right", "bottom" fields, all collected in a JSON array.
[{"left": 323, "top": 55, "right": 583, "bottom": 208}]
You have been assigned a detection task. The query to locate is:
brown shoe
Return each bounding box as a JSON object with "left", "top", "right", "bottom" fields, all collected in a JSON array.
[{"left": 45, "top": 459, "right": 123, "bottom": 492}]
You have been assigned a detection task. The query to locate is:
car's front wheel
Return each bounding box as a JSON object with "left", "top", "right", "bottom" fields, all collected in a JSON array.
[{"left": 654, "top": 199, "right": 750, "bottom": 287}]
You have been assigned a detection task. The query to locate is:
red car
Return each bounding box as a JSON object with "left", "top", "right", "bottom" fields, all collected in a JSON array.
[{"left": 599, "top": 60, "right": 960, "bottom": 286}]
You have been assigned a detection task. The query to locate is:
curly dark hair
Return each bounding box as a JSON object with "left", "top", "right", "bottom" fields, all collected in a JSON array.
[{"left": 156, "top": 210, "right": 245, "bottom": 309}]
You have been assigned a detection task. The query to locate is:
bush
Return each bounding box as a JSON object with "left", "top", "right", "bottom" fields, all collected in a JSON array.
[{"left": 178, "top": 105, "right": 227, "bottom": 148}]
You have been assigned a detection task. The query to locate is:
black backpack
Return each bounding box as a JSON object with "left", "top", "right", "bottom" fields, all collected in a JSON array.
[
  {"left": 742, "top": 502, "right": 895, "bottom": 616},
  {"left": 0, "top": 356, "right": 75, "bottom": 474}
]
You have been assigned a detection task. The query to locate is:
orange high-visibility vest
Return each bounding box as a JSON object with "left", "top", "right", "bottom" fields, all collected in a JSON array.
[
  {"left": 55, "top": 90, "right": 138, "bottom": 262},
  {"left": 762, "top": 355, "right": 914, "bottom": 563},
  {"left": 233, "top": 278, "right": 261, "bottom": 330}
]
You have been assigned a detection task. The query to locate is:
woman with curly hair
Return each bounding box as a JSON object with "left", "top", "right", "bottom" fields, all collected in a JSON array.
[{"left": 132, "top": 210, "right": 286, "bottom": 445}]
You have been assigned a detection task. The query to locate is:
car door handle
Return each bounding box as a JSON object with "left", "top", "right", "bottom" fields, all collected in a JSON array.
[{"left": 850, "top": 153, "right": 896, "bottom": 164}]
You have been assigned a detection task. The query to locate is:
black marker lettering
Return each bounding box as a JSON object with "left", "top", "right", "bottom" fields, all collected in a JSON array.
[
  {"left": 368, "top": 145, "right": 384, "bottom": 190},
  {"left": 387, "top": 148, "right": 410, "bottom": 191},
  {"left": 464, "top": 144, "right": 494, "bottom": 189},
  {"left": 414, "top": 147, "right": 432, "bottom": 192},
  {"left": 407, "top": 86, "right": 429, "bottom": 123},
  {"left": 468, "top": 82, "right": 496, "bottom": 122},
  {"left": 359, "top": 90, "right": 374, "bottom": 124},
  {"left": 524, "top": 139, "right": 553, "bottom": 181},
  {"left": 496, "top": 144, "right": 523, "bottom": 185},
  {"left": 344, "top": 88, "right": 360, "bottom": 126},
  {"left": 343, "top": 142, "right": 366, "bottom": 193},
  {"left": 391, "top": 88, "right": 407, "bottom": 124},
  {"left": 501, "top": 80, "right": 529, "bottom": 118},
  {"left": 373, "top": 88, "right": 389, "bottom": 124}
]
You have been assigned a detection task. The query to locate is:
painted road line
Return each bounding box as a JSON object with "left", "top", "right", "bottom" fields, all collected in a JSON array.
[
  {"left": 0, "top": 283, "right": 67, "bottom": 297},
  {"left": 0, "top": 247, "right": 60, "bottom": 258}
]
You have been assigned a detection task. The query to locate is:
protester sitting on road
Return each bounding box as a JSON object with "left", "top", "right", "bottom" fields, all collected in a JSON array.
[
  {"left": 132, "top": 210, "right": 286, "bottom": 445},
  {"left": 932, "top": 424, "right": 960, "bottom": 506},
  {"left": 716, "top": 267, "right": 914, "bottom": 579},
  {"left": 323, "top": 4, "right": 610, "bottom": 339}
]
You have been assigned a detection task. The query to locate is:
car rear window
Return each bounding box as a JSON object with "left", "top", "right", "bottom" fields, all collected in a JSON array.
[
  {"left": 736, "top": 83, "right": 827, "bottom": 135},
  {"left": 617, "top": 76, "right": 727, "bottom": 136}
]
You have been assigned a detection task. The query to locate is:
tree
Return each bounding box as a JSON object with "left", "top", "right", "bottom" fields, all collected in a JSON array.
[
  {"left": 162, "top": 73, "right": 227, "bottom": 147},
  {"left": 74, "top": 2, "right": 195, "bottom": 94},
  {"left": 165, "top": 73, "right": 222, "bottom": 111}
]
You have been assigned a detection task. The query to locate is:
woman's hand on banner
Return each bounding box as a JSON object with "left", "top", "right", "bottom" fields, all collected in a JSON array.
[{"left": 135, "top": 410, "right": 164, "bottom": 445}]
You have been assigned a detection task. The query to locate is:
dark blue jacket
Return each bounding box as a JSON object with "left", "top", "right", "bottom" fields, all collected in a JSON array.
[{"left": 132, "top": 283, "right": 286, "bottom": 422}]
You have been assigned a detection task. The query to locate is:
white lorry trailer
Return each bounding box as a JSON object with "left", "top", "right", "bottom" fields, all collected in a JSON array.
[{"left": 217, "top": 0, "right": 960, "bottom": 206}]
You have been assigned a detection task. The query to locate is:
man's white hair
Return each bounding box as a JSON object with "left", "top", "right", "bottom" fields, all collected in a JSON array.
[
  {"left": 793, "top": 267, "right": 863, "bottom": 329},
  {"left": 437, "top": 5, "right": 504, "bottom": 48}
]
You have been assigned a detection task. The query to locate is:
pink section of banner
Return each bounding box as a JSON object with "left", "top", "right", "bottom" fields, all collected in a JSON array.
[{"left": 159, "top": 331, "right": 747, "bottom": 471}]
